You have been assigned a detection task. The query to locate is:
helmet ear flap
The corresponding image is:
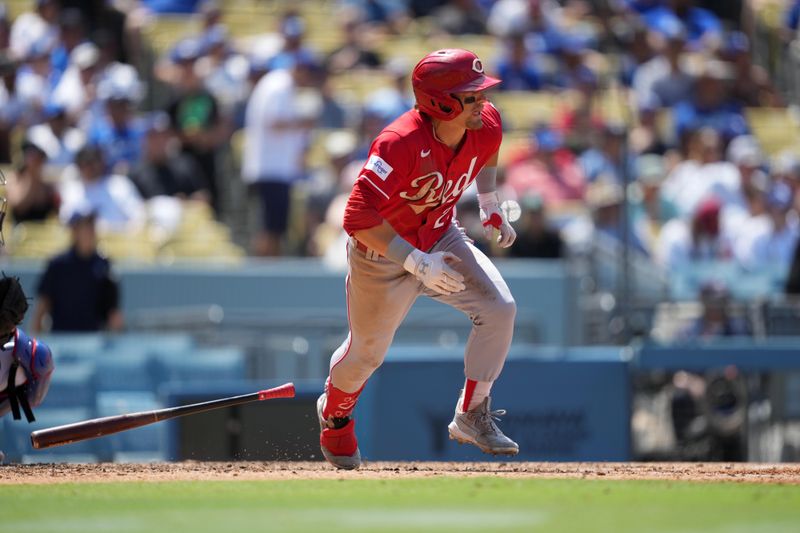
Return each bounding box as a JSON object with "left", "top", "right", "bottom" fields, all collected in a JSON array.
[
  {"left": 448, "top": 93, "right": 464, "bottom": 114},
  {"left": 437, "top": 93, "right": 463, "bottom": 120},
  {"left": 416, "top": 88, "right": 463, "bottom": 120}
]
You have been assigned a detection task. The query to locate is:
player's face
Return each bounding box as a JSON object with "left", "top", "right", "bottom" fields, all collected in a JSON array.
[{"left": 454, "top": 90, "right": 488, "bottom": 130}]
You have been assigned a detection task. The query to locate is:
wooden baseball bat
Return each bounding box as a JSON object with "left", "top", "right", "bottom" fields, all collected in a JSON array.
[{"left": 30, "top": 382, "right": 295, "bottom": 449}]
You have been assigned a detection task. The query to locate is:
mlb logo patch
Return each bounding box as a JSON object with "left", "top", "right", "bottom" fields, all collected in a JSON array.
[{"left": 365, "top": 155, "right": 393, "bottom": 181}]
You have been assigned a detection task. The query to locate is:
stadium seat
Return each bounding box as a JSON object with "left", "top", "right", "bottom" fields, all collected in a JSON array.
[
  {"left": 378, "top": 34, "right": 498, "bottom": 66},
  {"left": 157, "top": 202, "right": 246, "bottom": 263},
  {"left": 490, "top": 91, "right": 561, "bottom": 131},
  {"left": 746, "top": 107, "right": 800, "bottom": 156},
  {"left": 40, "top": 334, "right": 106, "bottom": 364},
  {"left": 96, "top": 391, "right": 164, "bottom": 454},
  {"left": 21, "top": 453, "right": 100, "bottom": 464},
  {"left": 159, "top": 241, "right": 246, "bottom": 264},
  {"left": 106, "top": 333, "right": 196, "bottom": 359},
  {"left": 152, "top": 347, "right": 247, "bottom": 384},
  {"left": 8, "top": 220, "right": 69, "bottom": 260},
  {"left": 669, "top": 261, "right": 776, "bottom": 300},
  {"left": 593, "top": 85, "right": 633, "bottom": 124},
  {"left": 761, "top": 300, "right": 800, "bottom": 336},
  {"left": 4, "top": 0, "right": 30, "bottom": 20},
  {"left": 141, "top": 14, "right": 201, "bottom": 56},
  {"left": 4, "top": 407, "right": 97, "bottom": 460},
  {"left": 98, "top": 232, "right": 159, "bottom": 264},
  {"left": 0, "top": 418, "right": 6, "bottom": 455},
  {"left": 44, "top": 361, "right": 97, "bottom": 409},
  {"left": 95, "top": 353, "right": 157, "bottom": 392},
  {"left": 112, "top": 451, "right": 168, "bottom": 463},
  {"left": 328, "top": 71, "right": 397, "bottom": 103}
]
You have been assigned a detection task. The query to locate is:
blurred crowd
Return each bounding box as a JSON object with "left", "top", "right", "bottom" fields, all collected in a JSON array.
[{"left": 2, "top": 0, "right": 800, "bottom": 308}]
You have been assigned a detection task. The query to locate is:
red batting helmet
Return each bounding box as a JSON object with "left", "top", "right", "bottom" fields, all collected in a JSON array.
[{"left": 412, "top": 49, "right": 501, "bottom": 121}]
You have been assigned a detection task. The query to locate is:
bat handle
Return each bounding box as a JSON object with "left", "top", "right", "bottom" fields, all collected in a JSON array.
[{"left": 258, "top": 382, "right": 295, "bottom": 400}]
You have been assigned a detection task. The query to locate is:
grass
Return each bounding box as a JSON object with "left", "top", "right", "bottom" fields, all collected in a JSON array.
[{"left": 6, "top": 477, "right": 800, "bottom": 533}]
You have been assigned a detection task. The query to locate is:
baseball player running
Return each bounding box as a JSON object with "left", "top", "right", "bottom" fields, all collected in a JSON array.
[
  {"left": 317, "top": 49, "right": 519, "bottom": 469},
  {"left": 0, "top": 276, "right": 54, "bottom": 462}
]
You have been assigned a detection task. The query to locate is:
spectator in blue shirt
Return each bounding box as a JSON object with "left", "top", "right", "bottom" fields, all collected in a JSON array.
[
  {"left": 340, "top": 0, "right": 409, "bottom": 33},
  {"left": 721, "top": 31, "right": 783, "bottom": 107},
  {"left": 619, "top": 0, "right": 663, "bottom": 15},
  {"left": 783, "top": 0, "right": 800, "bottom": 45},
  {"left": 495, "top": 33, "right": 542, "bottom": 91},
  {"left": 548, "top": 35, "right": 597, "bottom": 90},
  {"left": 680, "top": 281, "right": 750, "bottom": 340},
  {"left": 672, "top": 60, "right": 749, "bottom": 145},
  {"left": 632, "top": 18, "right": 694, "bottom": 109},
  {"left": 644, "top": 0, "right": 722, "bottom": 50},
  {"left": 142, "top": 0, "right": 201, "bottom": 14},
  {"left": 87, "top": 63, "right": 147, "bottom": 175},
  {"left": 579, "top": 123, "right": 632, "bottom": 185},
  {"left": 267, "top": 12, "right": 319, "bottom": 72},
  {"left": 50, "top": 8, "right": 86, "bottom": 85}
]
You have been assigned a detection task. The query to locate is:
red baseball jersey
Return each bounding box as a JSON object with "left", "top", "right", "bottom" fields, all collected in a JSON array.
[{"left": 343, "top": 105, "right": 503, "bottom": 251}]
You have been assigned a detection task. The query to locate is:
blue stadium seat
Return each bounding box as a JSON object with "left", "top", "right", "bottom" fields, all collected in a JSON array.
[
  {"left": 95, "top": 391, "right": 164, "bottom": 454},
  {"left": 112, "top": 451, "right": 168, "bottom": 463},
  {"left": 44, "top": 361, "right": 96, "bottom": 408},
  {"left": 153, "top": 347, "right": 247, "bottom": 384},
  {"left": 106, "top": 333, "right": 195, "bottom": 359},
  {"left": 95, "top": 354, "right": 157, "bottom": 391},
  {"left": 4, "top": 407, "right": 98, "bottom": 461},
  {"left": 38, "top": 334, "right": 105, "bottom": 364},
  {"left": 0, "top": 419, "right": 6, "bottom": 458},
  {"left": 22, "top": 453, "right": 99, "bottom": 464}
]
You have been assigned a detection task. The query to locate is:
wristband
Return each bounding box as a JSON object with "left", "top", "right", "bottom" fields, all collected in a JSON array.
[
  {"left": 403, "top": 248, "right": 425, "bottom": 274},
  {"left": 475, "top": 166, "right": 498, "bottom": 194},
  {"left": 385, "top": 235, "right": 415, "bottom": 266},
  {"left": 477, "top": 192, "right": 499, "bottom": 208}
]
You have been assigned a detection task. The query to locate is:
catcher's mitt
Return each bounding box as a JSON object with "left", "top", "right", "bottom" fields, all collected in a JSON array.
[{"left": 0, "top": 276, "right": 28, "bottom": 339}]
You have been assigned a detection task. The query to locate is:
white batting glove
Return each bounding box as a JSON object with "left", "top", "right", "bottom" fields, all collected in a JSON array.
[
  {"left": 403, "top": 250, "right": 466, "bottom": 295},
  {"left": 479, "top": 192, "right": 516, "bottom": 248}
]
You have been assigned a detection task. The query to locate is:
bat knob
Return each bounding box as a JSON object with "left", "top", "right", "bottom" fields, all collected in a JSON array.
[{"left": 258, "top": 382, "right": 295, "bottom": 400}]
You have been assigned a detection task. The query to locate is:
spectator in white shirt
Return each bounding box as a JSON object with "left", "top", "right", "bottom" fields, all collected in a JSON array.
[
  {"left": 51, "top": 41, "right": 101, "bottom": 122},
  {"left": 15, "top": 36, "right": 56, "bottom": 118},
  {"left": 656, "top": 196, "right": 734, "bottom": 270},
  {"left": 722, "top": 135, "right": 770, "bottom": 250},
  {"left": 59, "top": 144, "right": 145, "bottom": 233},
  {"left": 726, "top": 135, "right": 768, "bottom": 213},
  {"left": 9, "top": 0, "right": 59, "bottom": 61},
  {"left": 771, "top": 151, "right": 800, "bottom": 211},
  {"left": 242, "top": 57, "right": 321, "bottom": 256},
  {"left": 26, "top": 101, "right": 85, "bottom": 170},
  {"left": 735, "top": 181, "right": 799, "bottom": 271},
  {"left": 660, "top": 127, "right": 739, "bottom": 220}
]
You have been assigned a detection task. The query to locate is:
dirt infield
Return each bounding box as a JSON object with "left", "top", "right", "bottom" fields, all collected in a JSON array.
[{"left": 1, "top": 462, "right": 799, "bottom": 485}]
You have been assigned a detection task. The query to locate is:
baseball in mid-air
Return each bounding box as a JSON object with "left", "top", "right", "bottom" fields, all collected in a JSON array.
[{"left": 500, "top": 200, "right": 521, "bottom": 223}]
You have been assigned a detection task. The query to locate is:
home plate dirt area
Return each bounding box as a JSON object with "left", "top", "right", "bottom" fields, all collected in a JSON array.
[{"left": 1, "top": 462, "right": 799, "bottom": 484}]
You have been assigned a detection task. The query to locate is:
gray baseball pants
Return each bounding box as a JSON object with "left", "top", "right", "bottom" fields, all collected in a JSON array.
[{"left": 329, "top": 222, "right": 516, "bottom": 393}]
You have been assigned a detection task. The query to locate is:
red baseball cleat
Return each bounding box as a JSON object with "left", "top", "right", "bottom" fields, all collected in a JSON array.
[{"left": 317, "top": 393, "right": 361, "bottom": 470}]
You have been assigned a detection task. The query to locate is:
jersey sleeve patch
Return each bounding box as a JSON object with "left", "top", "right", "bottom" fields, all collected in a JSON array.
[{"left": 364, "top": 154, "right": 394, "bottom": 181}]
